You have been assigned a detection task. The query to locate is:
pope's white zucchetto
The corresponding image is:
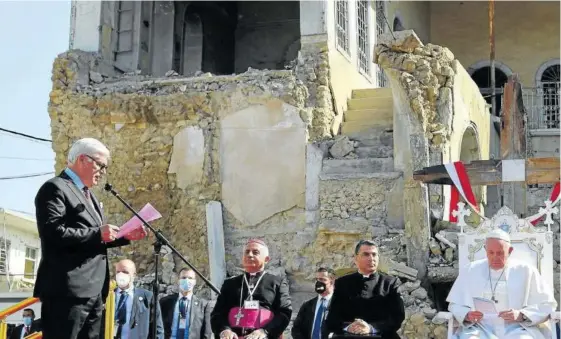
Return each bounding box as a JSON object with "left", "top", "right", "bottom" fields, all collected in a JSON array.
[{"left": 485, "top": 229, "right": 511, "bottom": 243}]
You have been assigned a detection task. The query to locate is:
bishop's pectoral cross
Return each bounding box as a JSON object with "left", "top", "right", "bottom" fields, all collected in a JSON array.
[
  {"left": 235, "top": 309, "right": 244, "bottom": 326},
  {"left": 413, "top": 75, "right": 560, "bottom": 219}
]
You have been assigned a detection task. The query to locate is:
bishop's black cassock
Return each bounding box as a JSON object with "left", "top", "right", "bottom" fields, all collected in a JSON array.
[
  {"left": 323, "top": 272, "right": 405, "bottom": 339},
  {"left": 210, "top": 271, "right": 292, "bottom": 339}
]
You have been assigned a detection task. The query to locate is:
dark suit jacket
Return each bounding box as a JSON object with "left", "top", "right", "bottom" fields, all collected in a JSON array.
[
  {"left": 323, "top": 272, "right": 404, "bottom": 339},
  {"left": 160, "top": 293, "right": 212, "bottom": 339},
  {"left": 100, "top": 287, "right": 164, "bottom": 339},
  {"left": 211, "top": 272, "right": 292, "bottom": 339},
  {"left": 8, "top": 323, "right": 40, "bottom": 339},
  {"left": 292, "top": 296, "right": 326, "bottom": 339},
  {"left": 33, "top": 171, "right": 129, "bottom": 300}
]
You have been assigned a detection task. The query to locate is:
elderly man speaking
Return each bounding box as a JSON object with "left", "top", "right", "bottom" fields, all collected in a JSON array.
[
  {"left": 34, "top": 138, "right": 147, "bottom": 339},
  {"left": 446, "top": 229, "right": 557, "bottom": 339}
]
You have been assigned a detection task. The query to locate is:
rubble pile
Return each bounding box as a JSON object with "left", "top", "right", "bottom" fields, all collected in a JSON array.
[
  {"left": 397, "top": 279, "right": 447, "bottom": 339},
  {"left": 427, "top": 229, "right": 460, "bottom": 283},
  {"left": 429, "top": 230, "right": 458, "bottom": 266},
  {"left": 319, "top": 135, "right": 363, "bottom": 159}
]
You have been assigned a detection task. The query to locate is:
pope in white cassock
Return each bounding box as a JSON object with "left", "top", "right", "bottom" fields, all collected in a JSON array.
[{"left": 446, "top": 229, "right": 557, "bottom": 339}]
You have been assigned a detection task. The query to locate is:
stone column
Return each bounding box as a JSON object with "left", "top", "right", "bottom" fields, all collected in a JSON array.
[
  {"left": 305, "top": 144, "right": 324, "bottom": 224},
  {"left": 70, "top": 1, "right": 103, "bottom": 52},
  {"left": 299, "top": 1, "right": 327, "bottom": 36},
  {"left": 206, "top": 201, "right": 226, "bottom": 299},
  {"left": 387, "top": 69, "right": 430, "bottom": 279},
  {"left": 151, "top": 1, "right": 175, "bottom": 76}
]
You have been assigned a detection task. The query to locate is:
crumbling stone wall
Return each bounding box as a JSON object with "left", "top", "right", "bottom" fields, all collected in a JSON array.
[
  {"left": 48, "top": 44, "right": 344, "bottom": 307},
  {"left": 375, "top": 31, "right": 456, "bottom": 147},
  {"left": 293, "top": 40, "right": 335, "bottom": 141},
  {"left": 49, "top": 50, "right": 313, "bottom": 286},
  {"left": 370, "top": 30, "right": 495, "bottom": 338}
]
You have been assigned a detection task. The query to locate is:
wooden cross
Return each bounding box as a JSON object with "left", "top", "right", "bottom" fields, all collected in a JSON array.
[
  {"left": 413, "top": 157, "right": 560, "bottom": 186},
  {"left": 413, "top": 75, "right": 560, "bottom": 216}
]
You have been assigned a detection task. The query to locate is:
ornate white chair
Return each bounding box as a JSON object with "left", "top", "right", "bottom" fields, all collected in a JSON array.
[{"left": 434, "top": 206, "right": 560, "bottom": 339}]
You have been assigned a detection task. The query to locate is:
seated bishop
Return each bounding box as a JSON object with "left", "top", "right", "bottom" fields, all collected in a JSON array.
[
  {"left": 211, "top": 239, "right": 292, "bottom": 339},
  {"left": 446, "top": 229, "right": 557, "bottom": 339}
]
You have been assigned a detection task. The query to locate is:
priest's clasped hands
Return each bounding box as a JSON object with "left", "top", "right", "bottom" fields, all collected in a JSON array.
[
  {"left": 347, "top": 319, "right": 373, "bottom": 335},
  {"left": 466, "top": 309, "right": 524, "bottom": 323}
]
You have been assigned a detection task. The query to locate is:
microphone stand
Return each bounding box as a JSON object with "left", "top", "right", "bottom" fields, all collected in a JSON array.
[{"left": 104, "top": 183, "right": 220, "bottom": 339}]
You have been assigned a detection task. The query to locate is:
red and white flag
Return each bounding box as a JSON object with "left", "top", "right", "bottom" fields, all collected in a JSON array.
[{"left": 443, "top": 161, "right": 480, "bottom": 223}]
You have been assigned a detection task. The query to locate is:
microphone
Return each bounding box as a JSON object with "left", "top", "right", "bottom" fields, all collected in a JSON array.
[{"left": 103, "top": 182, "right": 220, "bottom": 294}]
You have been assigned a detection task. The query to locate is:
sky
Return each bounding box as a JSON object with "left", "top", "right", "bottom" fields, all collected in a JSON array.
[{"left": 0, "top": 1, "right": 71, "bottom": 215}]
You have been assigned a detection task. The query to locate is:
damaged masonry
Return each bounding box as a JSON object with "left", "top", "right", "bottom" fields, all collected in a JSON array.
[{"left": 45, "top": 0, "right": 559, "bottom": 337}]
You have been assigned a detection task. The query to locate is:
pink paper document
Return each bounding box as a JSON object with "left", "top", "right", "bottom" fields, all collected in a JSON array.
[
  {"left": 117, "top": 203, "right": 162, "bottom": 238},
  {"left": 473, "top": 297, "right": 497, "bottom": 314}
]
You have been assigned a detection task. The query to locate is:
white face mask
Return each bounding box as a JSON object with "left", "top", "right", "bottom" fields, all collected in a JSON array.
[{"left": 116, "top": 272, "right": 132, "bottom": 289}]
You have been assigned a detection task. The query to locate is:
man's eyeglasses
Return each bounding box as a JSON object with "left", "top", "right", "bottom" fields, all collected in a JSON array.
[{"left": 85, "top": 155, "right": 108, "bottom": 172}]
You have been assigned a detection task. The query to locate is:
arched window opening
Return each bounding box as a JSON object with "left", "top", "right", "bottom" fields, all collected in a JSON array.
[
  {"left": 470, "top": 66, "right": 509, "bottom": 116},
  {"left": 393, "top": 17, "right": 404, "bottom": 32},
  {"left": 171, "top": 2, "right": 237, "bottom": 76},
  {"left": 459, "top": 126, "right": 483, "bottom": 224}
]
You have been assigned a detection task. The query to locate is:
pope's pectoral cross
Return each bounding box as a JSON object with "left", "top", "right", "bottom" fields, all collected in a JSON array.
[
  {"left": 235, "top": 310, "right": 244, "bottom": 326},
  {"left": 452, "top": 202, "right": 471, "bottom": 232}
]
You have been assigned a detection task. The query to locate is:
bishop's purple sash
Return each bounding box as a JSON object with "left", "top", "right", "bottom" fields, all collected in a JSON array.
[{"left": 228, "top": 307, "right": 274, "bottom": 329}]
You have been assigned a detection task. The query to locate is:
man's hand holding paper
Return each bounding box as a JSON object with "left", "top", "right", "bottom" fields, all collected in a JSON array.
[
  {"left": 116, "top": 203, "right": 162, "bottom": 239},
  {"left": 473, "top": 297, "right": 497, "bottom": 314},
  {"left": 498, "top": 309, "right": 524, "bottom": 323},
  {"left": 465, "top": 311, "right": 483, "bottom": 323}
]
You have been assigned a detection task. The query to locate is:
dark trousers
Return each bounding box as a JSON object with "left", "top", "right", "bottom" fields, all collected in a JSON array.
[{"left": 41, "top": 294, "right": 104, "bottom": 339}]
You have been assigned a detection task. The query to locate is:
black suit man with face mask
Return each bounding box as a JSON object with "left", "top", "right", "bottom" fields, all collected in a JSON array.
[{"left": 292, "top": 268, "right": 336, "bottom": 339}]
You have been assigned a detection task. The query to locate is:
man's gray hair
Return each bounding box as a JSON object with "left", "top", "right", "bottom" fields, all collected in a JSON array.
[
  {"left": 243, "top": 239, "right": 270, "bottom": 257},
  {"left": 67, "top": 138, "right": 110, "bottom": 165}
]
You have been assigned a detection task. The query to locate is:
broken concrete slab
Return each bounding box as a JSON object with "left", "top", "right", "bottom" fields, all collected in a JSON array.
[
  {"left": 329, "top": 135, "right": 354, "bottom": 158},
  {"left": 375, "top": 30, "right": 423, "bottom": 55}
]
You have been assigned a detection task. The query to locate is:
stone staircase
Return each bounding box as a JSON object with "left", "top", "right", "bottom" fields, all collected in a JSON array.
[
  {"left": 322, "top": 87, "right": 397, "bottom": 179},
  {"left": 318, "top": 87, "right": 404, "bottom": 231}
]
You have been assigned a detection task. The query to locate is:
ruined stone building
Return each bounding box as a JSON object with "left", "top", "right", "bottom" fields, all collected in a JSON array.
[{"left": 48, "top": 1, "right": 559, "bottom": 337}]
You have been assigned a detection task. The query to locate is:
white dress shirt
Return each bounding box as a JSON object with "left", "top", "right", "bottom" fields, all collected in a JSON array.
[
  {"left": 116, "top": 286, "right": 135, "bottom": 339},
  {"left": 311, "top": 293, "right": 332, "bottom": 337},
  {"left": 171, "top": 294, "right": 193, "bottom": 339}
]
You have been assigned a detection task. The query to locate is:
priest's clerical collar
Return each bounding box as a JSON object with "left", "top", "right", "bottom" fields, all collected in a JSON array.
[
  {"left": 246, "top": 270, "right": 264, "bottom": 277},
  {"left": 357, "top": 271, "right": 376, "bottom": 279}
]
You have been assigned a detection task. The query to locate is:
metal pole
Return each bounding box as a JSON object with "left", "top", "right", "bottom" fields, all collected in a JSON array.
[{"left": 489, "top": 0, "right": 496, "bottom": 117}]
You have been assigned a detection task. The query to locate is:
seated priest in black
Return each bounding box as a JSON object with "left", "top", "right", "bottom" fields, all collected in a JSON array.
[
  {"left": 211, "top": 239, "right": 292, "bottom": 339},
  {"left": 323, "top": 240, "right": 405, "bottom": 339}
]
